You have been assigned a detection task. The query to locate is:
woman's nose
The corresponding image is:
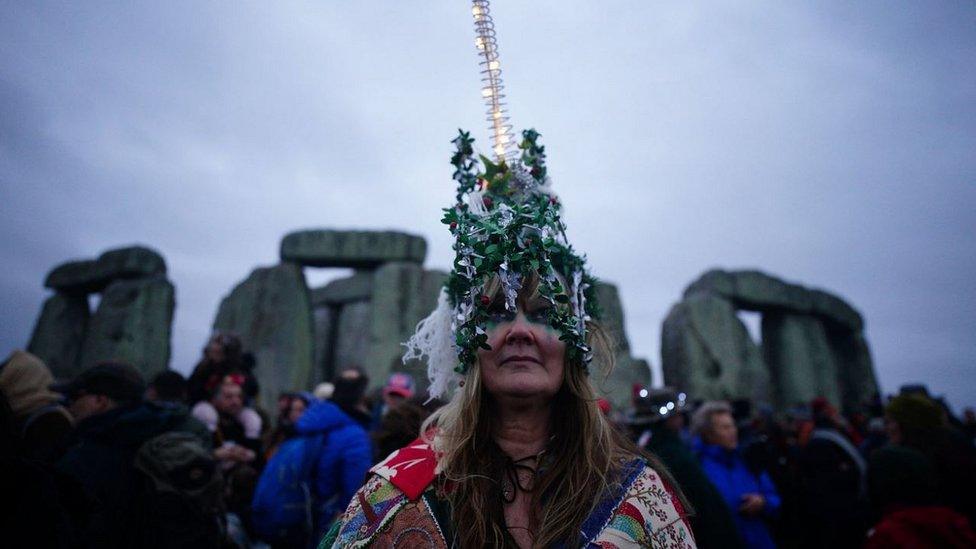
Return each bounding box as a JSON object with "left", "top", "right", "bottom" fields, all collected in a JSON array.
[{"left": 504, "top": 312, "right": 536, "bottom": 345}]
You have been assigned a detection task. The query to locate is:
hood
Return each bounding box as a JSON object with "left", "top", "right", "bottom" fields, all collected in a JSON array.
[
  {"left": 0, "top": 350, "right": 61, "bottom": 416},
  {"left": 77, "top": 401, "right": 186, "bottom": 447},
  {"left": 295, "top": 400, "right": 357, "bottom": 435}
]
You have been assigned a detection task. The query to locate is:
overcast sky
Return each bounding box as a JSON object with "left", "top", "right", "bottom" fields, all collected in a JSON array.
[{"left": 2, "top": 1, "right": 974, "bottom": 410}]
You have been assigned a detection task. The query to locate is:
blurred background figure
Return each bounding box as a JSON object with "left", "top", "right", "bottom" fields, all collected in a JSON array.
[
  {"left": 192, "top": 374, "right": 262, "bottom": 468},
  {"left": 187, "top": 332, "right": 258, "bottom": 405},
  {"left": 879, "top": 393, "right": 976, "bottom": 527},
  {"left": 264, "top": 391, "right": 312, "bottom": 460},
  {"left": 692, "top": 400, "right": 781, "bottom": 549},
  {"left": 252, "top": 397, "right": 371, "bottom": 547},
  {"left": 313, "top": 382, "right": 334, "bottom": 401},
  {"left": 373, "top": 372, "right": 415, "bottom": 427},
  {"left": 631, "top": 388, "right": 745, "bottom": 549},
  {"left": 145, "top": 370, "right": 189, "bottom": 405},
  {"left": 371, "top": 396, "right": 436, "bottom": 464},
  {"left": 54, "top": 361, "right": 223, "bottom": 547},
  {"left": 963, "top": 407, "right": 976, "bottom": 444},
  {"left": 0, "top": 350, "right": 73, "bottom": 463},
  {"left": 795, "top": 397, "right": 868, "bottom": 549},
  {"left": 865, "top": 393, "right": 976, "bottom": 548},
  {"left": 329, "top": 366, "right": 371, "bottom": 429}
]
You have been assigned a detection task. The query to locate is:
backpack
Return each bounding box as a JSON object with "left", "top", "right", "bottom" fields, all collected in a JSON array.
[
  {"left": 132, "top": 431, "right": 226, "bottom": 548},
  {"left": 252, "top": 433, "right": 328, "bottom": 546}
]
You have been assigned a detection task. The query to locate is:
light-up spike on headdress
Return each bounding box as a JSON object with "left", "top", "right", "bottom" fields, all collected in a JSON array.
[
  {"left": 403, "top": 0, "right": 600, "bottom": 400},
  {"left": 472, "top": 0, "right": 517, "bottom": 164}
]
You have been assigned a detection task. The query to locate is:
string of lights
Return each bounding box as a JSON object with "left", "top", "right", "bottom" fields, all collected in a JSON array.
[{"left": 471, "top": 0, "right": 518, "bottom": 164}]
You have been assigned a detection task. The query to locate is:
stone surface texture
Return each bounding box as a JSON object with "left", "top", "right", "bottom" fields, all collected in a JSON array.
[
  {"left": 44, "top": 260, "right": 103, "bottom": 293},
  {"left": 28, "top": 293, "right": 90, "bottom": 379},
  {"left": 31, "top": 244, "right": 175, "bottom": 379},
  {"left": 685, "top": 269, "right": 863, "bottom": 330},
  {"left": 311, "top": 271, "right": 374, "bottom": 305},
  {"left": 663, "top": 269, "right": 879, "bottom": 413},
  {"left": 79, "top": 275, "right": 175, "bottom": 378},
  {"left": 591, "top": 283, "right": 653, "bottom": 409},
  {"left": 213, "top": 263, "right": 314, "bottom": 409},
  {"left": 280, "top": 230, "right": 427, "bottom": 268},
  {"left": 366, "top": 263, "right": 446, "bottom": 390},
  {"left": 762, "top": 312, "right": 840, "bottom": 408},
  {"left": 44, "top": 246, "right": 167, "bottom": 293},
  {"left": 661, "top": 294, "right": 768, "bottom": 403}
]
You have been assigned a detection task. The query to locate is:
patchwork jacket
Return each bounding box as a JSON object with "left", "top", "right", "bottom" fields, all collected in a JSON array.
[{"left": 320, "top": 438, "right": 696, "bottom": 548}]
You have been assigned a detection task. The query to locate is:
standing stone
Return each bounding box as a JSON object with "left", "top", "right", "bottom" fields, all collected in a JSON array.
[
  {"left": 213, "top": 263, "right": 314, "bottom": 410},
  {"left": 28, "top": 293, "right": 90, "bottom": 379},
  {"left": 311, "top": 271, "right": 374, "bottom": 306},
  {"left": 827, "top": 329, "right": 879, "bottom": 412},
  {"left": 762, "top": 312, "right": 840, "bottom": 409},
  {"left": 310, "top": 304, "right": 337, "bottom": 387},
  {"left": 334, "top": 301, "right": 372, "bottom": 374},
  {"left": 591, "top": 283, "right": 650, "bottom": 409},
  {"left": 280, "top": 230, "right": 427, "bottom": 268},
  {"left": 79, "top": 275, "right": 175, "bottom": 378},
  {"left": 661, "top": 294, "right": 769, "bottom": 403},
  {"left": 368, "top": 262, "right": 447, "bottom": 393}
]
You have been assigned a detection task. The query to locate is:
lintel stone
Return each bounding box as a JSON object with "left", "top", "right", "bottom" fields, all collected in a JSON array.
[{"left": 280, "top": 230, "right": 426, "bottom": 268}]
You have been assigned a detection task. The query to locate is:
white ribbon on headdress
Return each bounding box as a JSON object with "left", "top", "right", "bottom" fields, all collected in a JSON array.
[{"left": 402, "top": 289, "right": 461, "bottom": 400}]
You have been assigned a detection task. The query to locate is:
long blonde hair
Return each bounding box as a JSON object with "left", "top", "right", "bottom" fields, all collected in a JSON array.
[{"left": 420, "top": 275, "right": 661, "bottom": 547}]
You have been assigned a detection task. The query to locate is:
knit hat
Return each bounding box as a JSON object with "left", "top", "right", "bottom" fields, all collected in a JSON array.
[{"left": 886, "top": 394, "right": 944, "bottom": 443}]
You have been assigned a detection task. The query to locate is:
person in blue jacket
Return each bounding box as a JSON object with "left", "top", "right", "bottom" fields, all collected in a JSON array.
[
  {"left": 253, "top": 398, "right": 372, "bottom": 546},
  {"left": 298, "top": 399, "right": 372, "bottom": 534},
  {"left": 692, "top": 400, "right": 781, "bottom": 549}
]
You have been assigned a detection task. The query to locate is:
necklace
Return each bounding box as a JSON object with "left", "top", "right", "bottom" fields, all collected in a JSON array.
[{"left": 500, "top": 452, "right": 543, "bottom": 503}]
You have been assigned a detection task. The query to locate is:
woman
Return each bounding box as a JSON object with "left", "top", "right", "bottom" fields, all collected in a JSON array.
[
  {"left": 324, "top": 17, "right": 693, "bottom": 538},
  {"left": 321, "top": 130, "right": 693, "bottom": 547},
  {"left": 691, "top": 402, "right": 780, "bottom": 549},
  {"left": 186, "top": 332, "right": 258, "bottom": 404},
  {"left": 323, "top": 274, "right": 693, "bottom": 548}
]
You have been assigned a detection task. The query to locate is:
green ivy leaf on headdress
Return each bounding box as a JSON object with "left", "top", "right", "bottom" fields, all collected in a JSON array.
[{"left": 442, "top": 129, "right": 600, "bottom": 375}]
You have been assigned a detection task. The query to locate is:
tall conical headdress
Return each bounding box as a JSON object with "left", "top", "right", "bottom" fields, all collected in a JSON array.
[{"left": 404, "top": 0, "right": 600, "bottom": 399}]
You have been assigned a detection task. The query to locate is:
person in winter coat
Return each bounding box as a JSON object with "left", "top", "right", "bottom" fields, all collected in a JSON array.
[
  {"left": 795, "top": 397, "right": 869, "bottom": 549},
  {"left": 692, "top": 401, "right": 781, "bottom": 549},
  {"left": 55, "top": 362, "right": 216, "bottom": 548},
  {"left": 268, "top": 398, "right": 372, "bottom": 541},
  {"left": 866, "top": 444, "right": 976, "bottom": 548},
  {"left": 878, "top": 394, "right": 976, "bottom": 531},
  {"left": 632, "top": 388, "right": 745, "bottom": 549},
  {"left": 0, "top": 350, "right": 73, "bottom": 463}
]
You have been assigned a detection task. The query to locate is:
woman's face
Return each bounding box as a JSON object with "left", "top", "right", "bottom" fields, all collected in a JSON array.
[
  {"left": 708, "top": 412, "right": 739, "bottom": 450},
  {"left": 477, "top": 290, "right": 567, "bottom": 401}
]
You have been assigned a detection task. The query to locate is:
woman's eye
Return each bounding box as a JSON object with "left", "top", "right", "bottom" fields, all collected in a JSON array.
[
  {"left": 526, "top": 307, "right": 552, "bottom": 322},
  {"left": 487, "top": 304, "right": 516, "bottom": 323}
]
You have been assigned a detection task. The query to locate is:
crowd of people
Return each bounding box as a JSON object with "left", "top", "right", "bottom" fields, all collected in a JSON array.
[
  {"left": 2, "top": 332, "right": 976, "bottom": 548},
  {"left": 627, "top": 387, "right": 976, "bottom": 548}
]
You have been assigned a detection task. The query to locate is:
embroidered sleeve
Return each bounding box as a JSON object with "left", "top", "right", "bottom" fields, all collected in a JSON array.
[
  {"left": 594, "top": 466, "right": 697, "bottom": 548},
  {"left": 319, "top": 474, "right": 408, "bottom": 548}
]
